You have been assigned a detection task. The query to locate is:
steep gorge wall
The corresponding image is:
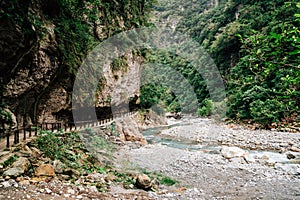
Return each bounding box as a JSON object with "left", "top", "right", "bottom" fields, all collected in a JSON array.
[{"left": 0, "top": 0, "right": 152, "bottom": 126}]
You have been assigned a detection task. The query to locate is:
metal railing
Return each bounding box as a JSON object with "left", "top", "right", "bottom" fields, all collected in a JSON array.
[{"left": 0, "top": 111, "right": 135, "bottom": 149}]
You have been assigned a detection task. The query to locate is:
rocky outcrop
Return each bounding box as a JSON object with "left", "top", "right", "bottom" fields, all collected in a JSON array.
[
  {"left": 115, "top": 114, "right": 147, "bottom": 145},
  {"left": 3, "top": 167, "right": 24, "bottom": 178},
  {"left": 134, "top": 109, "right": 167, "bottom": 129},
  {"left": 0, "top": 0, "right": 149, "bottom": 127},
  {"left": 97, "top": 53, "right": 143, "bottom": 111}
]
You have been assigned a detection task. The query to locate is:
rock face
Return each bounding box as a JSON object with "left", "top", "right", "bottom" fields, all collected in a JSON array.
[
  {"left": 133, "top": 110, "right": 167, "bottom": 129},
  {"left": 0, "top": 0, "right": 148, "bottom": 126},
  {"left": 141, "top": 110, "right": 167, "bottom": 128},
  {"left": 115, "top": 115, "right": 147, "bottom": 145},
  {"left": 97, "top": 52, "right": 143, "bottom": 110},
  {"left": 221, "top": 146, "right": 246, "bottom": 159}
]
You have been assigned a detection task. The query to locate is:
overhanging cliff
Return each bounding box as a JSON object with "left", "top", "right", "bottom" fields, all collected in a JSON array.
[{"left": 0, "top": 0, "right": 154, "bottom": 127}]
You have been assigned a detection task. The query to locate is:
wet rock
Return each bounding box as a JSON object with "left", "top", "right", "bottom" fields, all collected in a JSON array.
[
  {"left": 136, "top": 174, "right": 152, "bottom": 190},
  {"left": 35, "top": 164, "right": 55, "bottom": 177},
  {"left": 286, "top": 153, "right": 296, "bottom": 160},
  {"left": 221, "top": 146, "right": 246, "bottom": 159}
]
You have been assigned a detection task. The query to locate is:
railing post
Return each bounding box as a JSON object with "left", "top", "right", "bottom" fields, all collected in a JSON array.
[
  {"left": 6, "top": 132, "right": 9, "bottom": 148},
  {"left": 23, "top": 120, "right": 26, "bottom": 140},
  {"left": 35, "top": 124, "right": 38, "bottom": 136},
  {"left": 51, "top": 123, "right": 55, "bottom": 132},
  {"left": 17, "top": 129, "right": 20, "bottom": 143},
  {"left": 29, "top": 125, "right": 32, "bottom": 137},
  {"left": 23, "top": 127, "right": 26, "bottom": 140},
  {"left": 14, "top": 129, "right": 18, "bottom": 144},
  {"left": 0, "top": 121, "right": 4, "bottom": 139}
]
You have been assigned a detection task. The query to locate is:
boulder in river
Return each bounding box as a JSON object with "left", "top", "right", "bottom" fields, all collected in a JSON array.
[{"left": 221, "top": 146, "right": 246, "bottom": 159}]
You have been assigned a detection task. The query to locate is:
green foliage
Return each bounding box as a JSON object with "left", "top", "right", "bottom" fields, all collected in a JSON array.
[
  {"left": 0, "top": 109, "right": 12, "bottom": 129},
  {"left": 227, "top": 3, "right": 300, "bottom": 126},
  {"left": 197, "top": 99, "right": 213, "bottom": 117},
  {"left": 110, "top": 56, "right": 129, "bottom": 73},
  {"left": 249, "top": 99, "right": 284, "bottom": 126},
  {"left": 140, "top": 83, "right": 168, "bottom": 109},
  {"left": 141, "top": 169, "right": 178, "bottom": 186},
  {"left": 159, "top": 176, "right": 177, "bottom": 186},
  {"left": 36, "top": 130, "right": 71, "bottom": 160},
  {"left": 139, "top": 49, "right": 207, "bottom": 113},
  {"left": 81, "top": 128, "right": 116, "bottom": 158},
  {"left": 153, "top": 0, "right": 299, "bottom": 125},
  {"left": 2, "top": 155, "right": 18, "bottom": 168}
]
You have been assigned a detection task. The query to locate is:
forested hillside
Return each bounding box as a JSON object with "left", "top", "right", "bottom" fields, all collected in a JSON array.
[
  {"left": 0, "top": 0, "right": 299, "bottom": 130},
  {"left": 140, "top": 0, "right": 300, "bottom": 129}
]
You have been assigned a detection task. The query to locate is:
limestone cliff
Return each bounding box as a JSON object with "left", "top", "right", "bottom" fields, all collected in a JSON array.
[{"left": 0, "top": 0, "right": 153, "bottom": 127}]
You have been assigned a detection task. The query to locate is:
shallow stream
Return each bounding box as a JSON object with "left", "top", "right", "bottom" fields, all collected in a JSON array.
[{"left": 142, "top": 119, "right": 300, "bottom": 165}]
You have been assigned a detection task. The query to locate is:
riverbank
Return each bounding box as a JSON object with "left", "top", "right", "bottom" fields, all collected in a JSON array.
[{"left": 115, "top": 116, "right": 300, "bottom": 199}]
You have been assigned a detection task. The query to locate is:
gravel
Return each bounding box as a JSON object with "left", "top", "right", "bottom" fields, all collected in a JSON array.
[
  {"left": 116, "top": 117, "right": 300, "bottom": 199},
  {"left": 1, "top": 117, "right": 299, "bottom": 199}
]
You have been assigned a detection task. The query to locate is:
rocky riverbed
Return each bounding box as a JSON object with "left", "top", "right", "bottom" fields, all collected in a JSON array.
[
  {"left": 0, "top": 116, "right": 299, "bottom": 199},
  {"left": 115, "top": 116, "right": 300, "bottom": 199}
]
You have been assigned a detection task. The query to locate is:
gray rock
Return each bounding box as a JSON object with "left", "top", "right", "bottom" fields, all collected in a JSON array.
[
  {"left": 12, "top": 157, "right": 30, "bottom": 172},
  {"left": 221, "top": 146, "right": 246, "bottom": 159},
  {"left": 1, "top": 181, "right": 12, "bottom": 188},
  {"left": 3, "top": 167, "right": 24, "bottom": 177},
  {"left": 115, "top": 116, "right": 147, "bottom": 145},
  {"left": 53, "top": 159, "right": 65, "bottom": 174}
]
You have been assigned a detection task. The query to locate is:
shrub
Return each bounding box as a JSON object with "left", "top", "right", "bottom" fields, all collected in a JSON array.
[
  {"left": 197, "top": 99, "right": 213, "bottom": 116},
  {"left": 250, "top": 99, "right": 284, "bottom": 126}
]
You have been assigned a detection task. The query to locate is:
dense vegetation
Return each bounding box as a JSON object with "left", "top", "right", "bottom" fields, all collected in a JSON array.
[
  {"left": 0, "top": 0, "right": 155, "bottom": 126},
  {"left": 0, "top": 0, "right": 299, "bottom": 129},
  {"left": 139, "top": 0, "right": 300, "bottom": 128}
]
